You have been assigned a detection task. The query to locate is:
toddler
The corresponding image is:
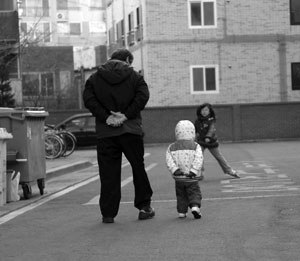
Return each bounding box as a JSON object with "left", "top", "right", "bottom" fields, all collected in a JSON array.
[{"left": 166, "top": 120, "right": 203, "bottom": 219}]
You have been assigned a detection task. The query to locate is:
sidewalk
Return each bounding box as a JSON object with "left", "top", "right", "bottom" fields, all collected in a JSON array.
[
  {"left": 0, "top": 149, "right": 98, "bottom": 217},
  {"left": 46, "top": 148, "right": 98, "bottom": 179}
]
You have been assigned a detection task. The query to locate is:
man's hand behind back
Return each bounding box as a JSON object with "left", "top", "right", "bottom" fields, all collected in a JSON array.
[{"left": 106, "top": 111, "right": 127, "bottom": 127}]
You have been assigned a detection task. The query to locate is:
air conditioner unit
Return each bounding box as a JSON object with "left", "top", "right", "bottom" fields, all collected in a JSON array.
[{"left": 57, "top": 12, "right": 66, "bottom": 20}]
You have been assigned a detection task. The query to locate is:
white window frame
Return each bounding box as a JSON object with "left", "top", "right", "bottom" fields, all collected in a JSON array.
[
  {"left": 57, "top": 21, "right": 69, "bottom": 34},
  {"left": 22, "top": 72, "right": 55, "bottom": 97},
  {"left": 89, "top": 0, "right": 102, "bottom": 8},
  {"left": 89, "top": 21, "right": 106, "bottom": 33},
  {"left": 24, "top": 21, "right": 52, "bottom": 43},
  {"left": 190, "top": 65, "right": 219, "bottom": 94},
  {"left": 187, "top": 0, "right": 217, "bottom": 29}
]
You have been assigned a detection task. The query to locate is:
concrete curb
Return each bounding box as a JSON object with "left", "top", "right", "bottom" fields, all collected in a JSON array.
[{"left": 46, "top": 160, "right": 94, "bottom": 180}]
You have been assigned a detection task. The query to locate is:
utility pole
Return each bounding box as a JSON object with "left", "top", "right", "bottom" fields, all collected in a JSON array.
[
  {"left": 17, "top": 0, "right": 23, "bottom": 103},
  {"left": 78, "top": 66, "right": 84, "bottom": 109},
  {"left": 122, "top": 0, "right": 127, "bottom": 48},
  {"left": 139, "top": 0, "right": 144, "bottom": 76}
]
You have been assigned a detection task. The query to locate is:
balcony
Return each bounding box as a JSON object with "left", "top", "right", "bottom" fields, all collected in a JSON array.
[
  {"left": 127, "top": 31, "right": 135, "bottom": 46},
  {"left": 108, "top": 43, "right": 118, "bottom": 57},
  {"left": 116, "top": 36, "right": 125, "bottom": 48},
  {"left": 108, "top": 36, "right": 126, "bottom": 57},
  {"left": 0, "top": 11, "right": 19, "bottom": 42},
  {"left": 135, "top": 24, "right": 143, "bottom": 42},
  {"left": 19, "top": 6, "right": 50, "bottom": 17}
]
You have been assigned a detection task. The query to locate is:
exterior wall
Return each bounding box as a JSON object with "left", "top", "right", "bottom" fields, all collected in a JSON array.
[
  {"left": 45, "top": 102, "right": 300, "bottom": 144},
  {"left": 21, "top": 46, "right": 76, "bottom": 109},
  {"left": 0, "top": 1, "right": 22, "bottom": 105},
  {"left": 142, "top": 103, "right": 300, "bottom": 143},
  {"left": 139, "top": 0, "right": 300, "bottom": 106},
  {"left": 0, "top": 10, "right": 19, "bottom": 41},
  {"left": 145, "top": 41, "right": 287, "bottom": 106},
  {"left": 18, "top": 0, "right": 107, "bottom": 68},
  {"left": 106, "top": 0, "right": 141, "bottom": 29},
  {"left": 16, "top": 1, "right": 108, "bottom": 109},
  {"left": 106, "top": 0, "right": 144, "bottom": 68}
]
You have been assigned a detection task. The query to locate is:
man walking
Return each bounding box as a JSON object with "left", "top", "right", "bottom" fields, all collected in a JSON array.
[{"left": 83, "top": 48, "right": 154, "bottom": 223}]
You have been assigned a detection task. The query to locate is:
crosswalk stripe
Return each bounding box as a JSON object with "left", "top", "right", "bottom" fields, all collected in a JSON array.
[
  {"left": 84, "top": 163, "right": 157, "bottom": 205},
  {"left": 119, "top": 192, "right": 300, "bottom": 204},
  {"left": 221, "top": 162, "right": 299, "bottom": 193}
]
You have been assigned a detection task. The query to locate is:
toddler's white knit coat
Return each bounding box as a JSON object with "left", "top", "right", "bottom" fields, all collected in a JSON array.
[{"left": 166, "top": 120, "right": 204, "bottom": 181}]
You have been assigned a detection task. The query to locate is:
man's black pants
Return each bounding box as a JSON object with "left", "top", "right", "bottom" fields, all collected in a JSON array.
[{"left": 97, "top": 133, "right": 153, "bottom": 218}]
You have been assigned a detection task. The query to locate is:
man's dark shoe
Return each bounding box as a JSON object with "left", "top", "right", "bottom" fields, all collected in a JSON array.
[
  {"left": 138, "top": 206, "right": 155, "bottom": 220},
  {"left": 102, "top": 217, "right": 114, "bottom": 223}
]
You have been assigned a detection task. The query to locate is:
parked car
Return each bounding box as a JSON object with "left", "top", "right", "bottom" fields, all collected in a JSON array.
[{"left": 53, "top": 113, "right": 97, "bottom": 147}]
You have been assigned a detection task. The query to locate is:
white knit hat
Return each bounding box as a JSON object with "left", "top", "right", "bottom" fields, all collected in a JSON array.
[{"left": 175, "top": 120, "right": 195, "bottom": 140}]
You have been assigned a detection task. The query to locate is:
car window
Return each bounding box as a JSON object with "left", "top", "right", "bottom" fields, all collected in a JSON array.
[{"left": 65, "top": 117, "right": 86, "bottom": 128}]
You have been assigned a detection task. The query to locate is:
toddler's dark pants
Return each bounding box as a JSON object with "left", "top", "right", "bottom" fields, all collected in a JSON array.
[
  {"left": 175, "top": 181, "right": 202, "bottom": 214},
  {"left": 97, "top": 133, "right": 153, "bottom": 218}
]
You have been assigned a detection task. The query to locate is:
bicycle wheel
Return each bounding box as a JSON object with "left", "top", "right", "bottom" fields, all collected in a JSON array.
[
  {"left": 59, "top": 131, "right": 77, "bottom": 157},
  {"left": 45, "top": 134, "right": 64, "bottom": 159}
]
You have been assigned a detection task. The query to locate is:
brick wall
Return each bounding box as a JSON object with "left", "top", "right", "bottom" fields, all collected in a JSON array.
[
  {"left": 106, "top": 0, "right": 300, "bottom": 107},
  {"left": 139, "top": 0, "right": 300, "bottom": 106}
]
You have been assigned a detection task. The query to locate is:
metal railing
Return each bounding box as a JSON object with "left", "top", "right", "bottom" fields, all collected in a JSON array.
[{"left": 19, "top": 6, "right": 50, "bottom": 17}]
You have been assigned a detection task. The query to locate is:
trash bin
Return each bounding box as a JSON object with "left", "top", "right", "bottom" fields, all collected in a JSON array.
[
  {"left": 0, "top": 107, "right": 49, "bottom": 199},
  {"left": 0, "top": 127, "right": 13, "bottom": 206}
]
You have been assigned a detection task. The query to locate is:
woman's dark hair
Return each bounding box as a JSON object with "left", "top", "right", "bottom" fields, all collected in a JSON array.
[
  {"left": 110, "top": 48, "right": 134, "bottom": 64},
  {"left": 196, "top": 103, "right": 216, "bottom": 119}
]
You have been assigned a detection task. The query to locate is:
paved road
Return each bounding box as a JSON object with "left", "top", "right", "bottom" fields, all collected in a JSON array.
[{"left": 0, "top": 141, "right": 299, "bottom": 260}]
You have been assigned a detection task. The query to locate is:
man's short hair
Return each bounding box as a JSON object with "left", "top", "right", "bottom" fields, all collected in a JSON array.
[{"left": 110, "top": 48, "right": 134, "bottom": 64}]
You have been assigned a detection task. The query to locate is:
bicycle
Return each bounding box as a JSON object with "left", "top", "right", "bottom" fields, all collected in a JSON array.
[
  {"left": 45, "top": 133, "right": 64, "bottom": 159},
  {"left": 58, "top": 131, "right": 77, "bottom": 157},
  {"left": 44, "top": 125, "right": 77, "bottom": 159}
]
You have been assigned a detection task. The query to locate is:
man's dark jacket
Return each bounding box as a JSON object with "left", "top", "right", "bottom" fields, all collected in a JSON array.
[{"left": 82, "top": 59, "right": 149, "bottom": 139}]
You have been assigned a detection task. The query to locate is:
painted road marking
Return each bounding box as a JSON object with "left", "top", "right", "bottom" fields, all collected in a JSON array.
[
  {"left": 119, "top": 193, "right": 300, "bottom": 204},
  {"left": 0, "top": 176, "right": 99, "bottom": 226},
  {"left": 222, "top": 188, "right": 299, "bottom": 193},
  {"left": 221, "top": 176, "right": 291, "bottom": 184},
  {"left": 222, "top": 162, "right": 300, "bottom": 193},
  {"left": 0, "top": 154, "right": 153, "bottom": 226},
  {"left": 258, "top": 164, "right": 272, "bottom": 168},
  {"left": 84, "top": 163, "right": 157, "bottom": 205},
  {"left": 264, "top": 168, "right": 276, "bottom": 174}
]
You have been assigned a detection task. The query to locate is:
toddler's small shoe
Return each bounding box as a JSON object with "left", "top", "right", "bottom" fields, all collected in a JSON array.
[
  {"left": 138, "top": 206, "right": 155, "bottom": 220},
  {"left": 178, "top": 213, "right": 187, "bottom": 218},
  {"left": 191, "top": 206, "right": 202, "bottom": 219},
  {"left": 225, "top": 170, "right": 240, "bottom": 178}
]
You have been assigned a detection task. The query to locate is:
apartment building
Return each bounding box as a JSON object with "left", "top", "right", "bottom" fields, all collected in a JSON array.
[
  {"left": 0, "top": 0, "right": 21, "bottom": 102},
  {"left": 18, "top": 0, "right": 106, "bottom": 69},
  {"left": 106, "top": 0, "right": 300, "bottom": 107},
  {"left": 12, "top": 0, "right": 107, "bottom": 108}
]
